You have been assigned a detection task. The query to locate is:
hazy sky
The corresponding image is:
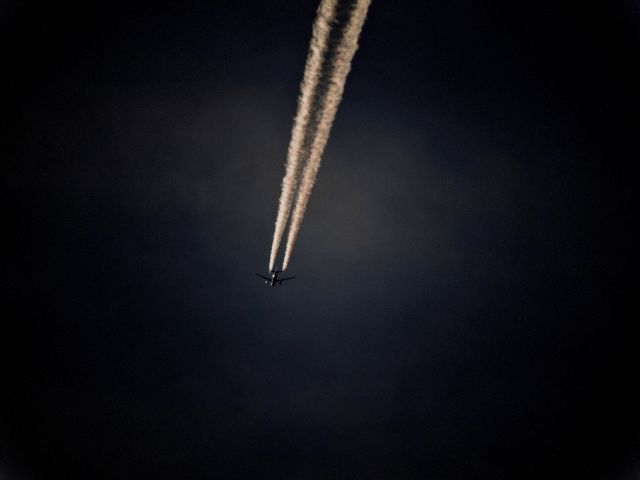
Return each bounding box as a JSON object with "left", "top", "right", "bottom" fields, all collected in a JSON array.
[{"left": 3, "top": 0, "right": 638, "bottom": 478}]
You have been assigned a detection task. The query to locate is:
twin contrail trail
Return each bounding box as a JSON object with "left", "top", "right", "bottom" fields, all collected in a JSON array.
[
  {"left": 269, "top": 0, "right": 371, "bottom": 271},
  {"left": 268, "top": 0, "right": 339, "bottom": 272}
]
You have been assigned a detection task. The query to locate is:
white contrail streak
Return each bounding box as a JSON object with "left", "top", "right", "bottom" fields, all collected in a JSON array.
[
  {"left": 282, "top": 0, "right": 371, "bottom": 270},
  {"left": 268, "top": 0, "right": 339, "bottom": 272}
]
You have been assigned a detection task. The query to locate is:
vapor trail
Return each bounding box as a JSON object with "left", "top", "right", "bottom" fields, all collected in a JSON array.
[
  {"left": 268, "top": 0, "right": 339, "bottom": 272},
  {"left": 282, "top": 0, "right": 371, "bottom": 270}
]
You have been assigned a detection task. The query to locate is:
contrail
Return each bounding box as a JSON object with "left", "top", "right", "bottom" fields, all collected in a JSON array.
[
  {"left": 282, "top": 0, "right": 371, "bottom": 270},
  {"left": 268, "top": 0, "right": 339, "bottom": 272}
]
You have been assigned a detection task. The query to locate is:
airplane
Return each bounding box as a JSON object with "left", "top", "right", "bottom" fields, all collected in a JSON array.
[{"left": 255, "top": 268, "right": 295, "bottom": 287}]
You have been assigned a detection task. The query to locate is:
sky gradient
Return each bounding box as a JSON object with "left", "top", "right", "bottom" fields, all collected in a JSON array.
[{"left": 3, "top": 0, "right": 638, "bottom": 478}]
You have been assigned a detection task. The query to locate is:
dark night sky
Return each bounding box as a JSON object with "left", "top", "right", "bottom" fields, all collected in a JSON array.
[{"left": 2, "top": 0, "right": 638, "bottom": 478}]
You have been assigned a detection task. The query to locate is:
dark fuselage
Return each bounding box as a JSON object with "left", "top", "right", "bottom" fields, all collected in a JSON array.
[{"left": 267, "top": 271, "right": 280, "bottom": 286}]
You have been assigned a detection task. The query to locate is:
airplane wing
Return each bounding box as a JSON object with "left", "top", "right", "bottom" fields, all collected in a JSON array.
[
  {"left": 255, "top": 273, "right": 270, "bottom": 281},
  {"left": 278, "top": 276, "right": 295, "bottom": 282}
]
